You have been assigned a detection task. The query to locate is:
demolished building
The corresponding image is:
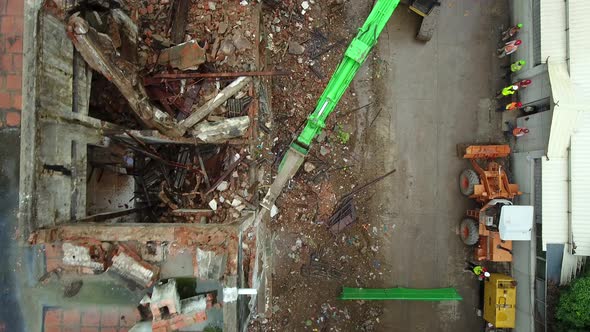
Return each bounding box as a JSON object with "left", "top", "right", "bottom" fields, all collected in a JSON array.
[{"left": 19, "top": 0, "right": 275, "bottom": 330}]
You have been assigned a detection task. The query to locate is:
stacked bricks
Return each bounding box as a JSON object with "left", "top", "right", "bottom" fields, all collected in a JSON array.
[
  {"left": 0, "top": 0, "right": 23, "bottom": 127},
  {"left": 43, "top": 306, "right": 141, "bottom": 332}
]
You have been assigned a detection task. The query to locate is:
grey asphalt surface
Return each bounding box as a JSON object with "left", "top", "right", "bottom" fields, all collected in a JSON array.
[{"left": 350, "top": 1, "right": 509, "bottom": 331}]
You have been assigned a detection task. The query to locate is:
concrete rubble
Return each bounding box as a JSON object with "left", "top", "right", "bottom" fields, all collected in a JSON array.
[
  {"left": 143, "top": 278, "right": 213, "bottom": 332},
  {"left": 107, "top": 244, "right": 160, "bottom": 289},
  {"left": 61, "top": 241, "right": 159, "bottom": 288}
]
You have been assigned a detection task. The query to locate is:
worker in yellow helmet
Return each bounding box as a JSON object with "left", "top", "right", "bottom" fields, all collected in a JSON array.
[
  {"left": 465, "top": 261, "right": 491, "bottom": 281},
  {"left": 496, "top": 85, "right": 519, "bottom": 99},
  {"left": 501, "top": 59, "right": 526, "bottom": 78}
]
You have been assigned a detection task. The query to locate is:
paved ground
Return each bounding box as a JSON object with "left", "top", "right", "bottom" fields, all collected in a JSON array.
[
  {"left": 350, "top": 1, "right": 509, "bottom": 331},
  {"left": 0, "top": 129, "right": 25, "bottom": 332}
]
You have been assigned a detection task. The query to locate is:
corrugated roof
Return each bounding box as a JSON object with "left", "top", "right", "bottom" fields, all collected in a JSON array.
[
  {"left": 541, "top": 157, "right": 569, "bottom": 250},
  {"left": 540, "top": 0, "right": 567, "bottom": 61},
  {"left": 546, "top": 61, "right": 584, "bottom": 158},
  {"left": 568, "top": 0, "right": 590, "bottom": 100},
  {"left": 570, "top": 113, "right": 590, "bottom": 255}
]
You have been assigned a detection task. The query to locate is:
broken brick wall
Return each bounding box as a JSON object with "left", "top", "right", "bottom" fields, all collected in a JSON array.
[{"left": 0, "top": 0, "right": 23, "bottom": 127}]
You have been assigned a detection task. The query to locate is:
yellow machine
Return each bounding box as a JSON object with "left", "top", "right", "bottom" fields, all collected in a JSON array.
[{"left": 484, "top": 273, "right": 517, "bottom": 328}]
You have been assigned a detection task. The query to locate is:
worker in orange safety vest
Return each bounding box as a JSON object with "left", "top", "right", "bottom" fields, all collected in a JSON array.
[
  {"left": 497, "top": 101, "right": 522, "bottom": 112},
  {"left": 505, "top": 121, "right": 529, "bottom": 137}
]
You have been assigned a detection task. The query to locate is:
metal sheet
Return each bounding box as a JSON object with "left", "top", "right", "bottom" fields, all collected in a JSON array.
[
  {"left": 541, "top": 158, "right": 569, "bottom": 250},
  {"left": 570, "top": 112, "right": 590, "bottom": 255},
  {"left": 547, "top": 62, "right": 584, "bottom": 158},
  {"left": 540, "top": 0, "right": 567, "bottom": 62},
  {"left": 568, "top": 0, "right": 590, "bottom": 101}
]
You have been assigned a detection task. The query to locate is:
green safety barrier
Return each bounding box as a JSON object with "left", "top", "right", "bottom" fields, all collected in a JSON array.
[{"left": 339, "top": 287, "right": 463, "bottom": 301}]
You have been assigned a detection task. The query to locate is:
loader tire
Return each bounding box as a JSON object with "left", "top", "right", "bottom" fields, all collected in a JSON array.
[
  {"left": 460, "top": 218, "right": 479, "bottom": 246},
  {"left": 459, "top": 169, "right": 479, "bottom": 196}
]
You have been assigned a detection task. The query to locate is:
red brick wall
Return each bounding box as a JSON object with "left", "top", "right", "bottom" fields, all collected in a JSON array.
[{"left": 0, "top": 0, "right": 23, "bottom": 128}]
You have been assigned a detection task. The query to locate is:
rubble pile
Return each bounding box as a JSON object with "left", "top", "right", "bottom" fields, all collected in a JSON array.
[
  {"left": 248, "top": 1, "right": 392, "bottom": 331},
  {"left": 70, "top": 0, "right": 261, "bottom": 125},
  {"left": 41, "top": 0, "right": 273, "bottom": 224},
  {"left": 94, "top": 137, "right": 256, "bottom": 223},
  {"left": 31, "top": 0, "right": 392, "bottom": 330}
]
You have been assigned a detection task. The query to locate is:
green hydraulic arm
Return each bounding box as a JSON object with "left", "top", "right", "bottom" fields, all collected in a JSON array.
[
  {"left": 289, "top": 0, "right": 401, "bottom": 157},
  {"left": 339, "top": 287, "right": 463, "bottom": 301},
  {"left": 262, "top": 0, "right": 400, "bottom": 210}
]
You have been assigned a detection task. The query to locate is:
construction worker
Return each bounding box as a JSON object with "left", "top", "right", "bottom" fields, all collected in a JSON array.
[
  {"left": 496, "top": 85, "right": 518, "bottom": 99},
  {"left": 509, "top": 60, "right": 526, "bottom": 72},
  {"left": 513, "top": 127, "right": 529, "bottom": 137},
  {"left": 496, "top": 101, "right": 522, "bottom": 112},
  {"left": 501, "top": 60, "right": 526, "bottom": 78},
  {"left": 515, "top": 79, "right": 532, "bottom": 89},
  {"left": 505, "top": 121, "right": 529, "bottom": 138},
  {"left": 465, "top": 262, "right": 491, "bottom": 281},
  {"left": 502, "top": 23, "right": 523, "bottom": 41},
  {"left": 497, "top": 39, "right": 521, "bottom": 58}
]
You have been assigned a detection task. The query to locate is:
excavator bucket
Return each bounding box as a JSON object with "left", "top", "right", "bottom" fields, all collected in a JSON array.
[{"left": 458, "top": 144, "right": 511, "bottom": 159}]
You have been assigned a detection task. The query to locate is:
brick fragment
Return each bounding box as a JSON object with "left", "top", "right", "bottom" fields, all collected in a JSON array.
[
  {"left": 0, "top": 92, "right": 11, "bottom": 108},
  {"left": 10, "top": 92, "right": 21, "bottom": 110},
  {"left": 0, "top": 55, "right": 12, "bottom": 71},
  {"left": 6, "top": 73, "right": 21, "bottom": 90},
  {"left": 5, "top": 111, "right": 20, "bottom": 127}
]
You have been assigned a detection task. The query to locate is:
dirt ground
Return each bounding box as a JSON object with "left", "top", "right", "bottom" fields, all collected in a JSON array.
[{"left": 250, "top": 0, "right": 510, "bottom": 331}]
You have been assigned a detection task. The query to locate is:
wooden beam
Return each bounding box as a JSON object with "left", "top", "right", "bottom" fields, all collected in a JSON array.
[
  {"left": 179, "top": 76, "right": 251, "bottom": 130},
  {"left": 76, "top": 208, "right": 144, "bottom": 223},
  {"left": 170, "top": 0, "right": 190, "bottom": 44},
  {"left": 67, "top": 15, "right": 183, "bottom": 137}
]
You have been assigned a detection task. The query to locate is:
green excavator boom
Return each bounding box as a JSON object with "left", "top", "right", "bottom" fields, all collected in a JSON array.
[
  {"left": 290, "top": 0, "right": 401, "bottom": 156},
  {"left": 262, "top": 0, "right": 400, "bottom": 210}
]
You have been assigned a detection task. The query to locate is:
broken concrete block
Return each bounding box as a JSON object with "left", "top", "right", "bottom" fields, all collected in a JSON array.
[
  {"left": 288, "top": 41, "right": 305, "bottom": 55},
  {"left": 150, "top": 279, "right": 181, "bottom": 319},
  {"left": 157, "top": 40, "right": 207, "bottom": 70},
  {"left": 304, "top": 162, "right": 316, "bottom": 172},
  {"left": 62, "top": 242, "right": 106, "bottom": 274},
  {"left": 270, "top": 205, "right": 279, "bottom": 218},
  {"left": 218, "top": 20, "right": 229, "bottom": 35},
  {"left": 219, "top": 39, "right": 236, "bottom": 56},
  {"left": 190, "top": 116, "right": 250, "bottom": 143},
  {"left": 107, "top": 245, "right": 159, "bottom": 289},
  {"left": 196, "top": 248, "right": 227, "bottom": 280},
  {"left": 216, "top": 181, "right": 229, "bottom": 192},
  {"left": 232, "top": 34, "right": 251, "bottom": 52},
  {"left": 209, "top": 199, "right": 218, "bottom": 211}
]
